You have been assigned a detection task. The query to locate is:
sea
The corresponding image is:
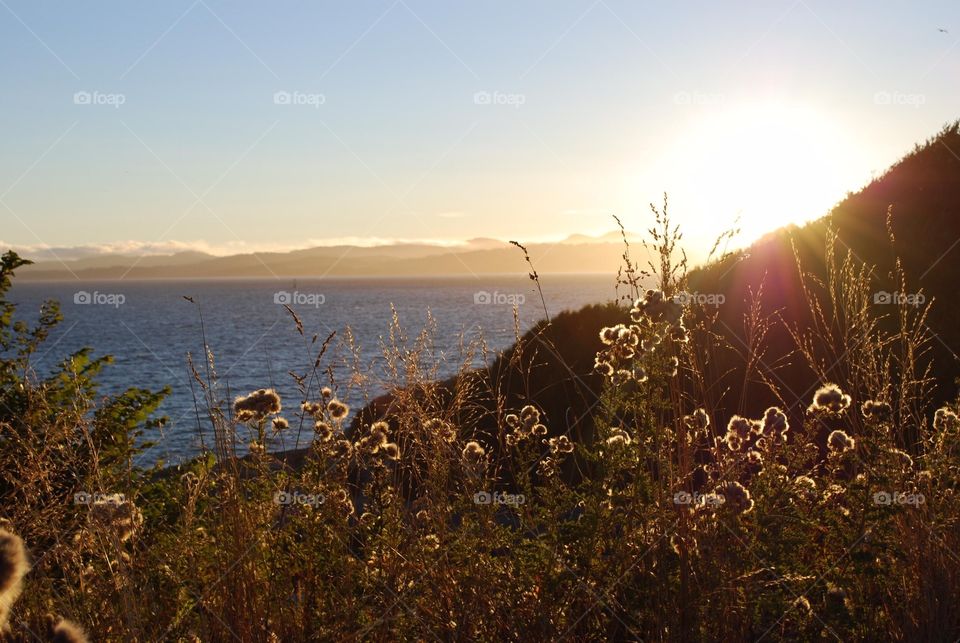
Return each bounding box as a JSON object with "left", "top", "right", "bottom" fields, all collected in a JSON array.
[{"left": 8, "top": 274, "right": 615, "bottom": 465}]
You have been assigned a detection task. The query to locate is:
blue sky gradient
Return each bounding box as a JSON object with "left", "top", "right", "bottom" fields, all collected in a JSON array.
[{"left": 1, "top": 0, "right": 958, "bottom": 255}]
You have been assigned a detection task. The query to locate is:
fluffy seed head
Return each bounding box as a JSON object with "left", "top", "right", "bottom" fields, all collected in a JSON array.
[
  {"left": 827, "top": 430, "right": 856, "bottom": 452},
  {"left": 717, "top": 481, "right": 754, "bottom": 515},
  {"left": 462, "top": 441, "right": 486, "bottom": 464},
  {"left": 233, "top": 388, "right": 282, "bottom": 421},
  {"left": 327, "top": 399, "right": 350, "bottom": 421},
  {"left": 810, "top": 384, "right": 852, "bottom": 414}
]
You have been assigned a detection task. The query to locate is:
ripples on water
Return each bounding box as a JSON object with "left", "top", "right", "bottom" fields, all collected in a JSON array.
[{"left": 10, "top": 275, "right": 615, "bottom": 464}]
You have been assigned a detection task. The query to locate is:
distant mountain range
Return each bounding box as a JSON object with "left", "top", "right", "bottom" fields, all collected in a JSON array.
[{"left": 15, "top": 231, "right": 660, "bottom": 280}]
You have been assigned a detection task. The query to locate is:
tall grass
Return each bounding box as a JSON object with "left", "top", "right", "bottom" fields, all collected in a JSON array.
[{"left": 0, "top": 203, "right": 958, "bottom": 641}]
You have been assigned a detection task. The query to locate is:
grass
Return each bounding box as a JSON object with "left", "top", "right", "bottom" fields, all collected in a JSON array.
[{"left": 0, "top": 202, "right": 958, "bottom": 642}]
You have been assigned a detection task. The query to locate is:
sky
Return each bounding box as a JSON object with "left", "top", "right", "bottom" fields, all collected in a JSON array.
[{"left": 1, "top": 0, "right": 959, "bottom": 259}]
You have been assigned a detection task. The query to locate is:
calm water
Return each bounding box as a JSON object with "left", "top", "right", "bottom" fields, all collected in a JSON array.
[{"left": 9, "top": 275, "right": 614, "bottom": 464}]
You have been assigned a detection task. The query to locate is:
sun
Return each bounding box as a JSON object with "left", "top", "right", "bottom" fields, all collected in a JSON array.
[{"left": 649, "top": 102, "right": 869, "bottom": 247}]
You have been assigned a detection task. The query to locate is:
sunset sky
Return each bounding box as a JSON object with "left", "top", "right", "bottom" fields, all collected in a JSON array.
[{"left": 1, "top": 0, "right": 958, "bottom": 258}]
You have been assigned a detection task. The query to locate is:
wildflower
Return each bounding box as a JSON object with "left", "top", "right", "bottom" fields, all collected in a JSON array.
[
  {"left": 887, "top": 448, "right": 913, "bottom": 470},
  {"left": 48, "top": 618, "right": 90, "bottom": 643},
  {"left": 180, "top": 472, "right": 200, "bottom": 490},
  {"left": 0, "top": 530, "right": 28, "bottom": 627},
  {"left": 633, "top": 289, "right": 683, "bottom": 324},
  {"left": 599, "top": 327, "right": 618, "bottom": 345},
  {"left": 716, "top": 481, "right": 754, "bottom": 515},
  {"left": 422, "top": 534, "right": 440, "bottom": 551},
  {"left": 320, "top": 386, "right": 332, "bottom": 398},
  {"left": 425, "top": 418, "right": 457, "bottom": 442},
  {"left": 613, "top": 369, "right": 633, "bottom": 385},
  {"left": 793, "top": 596, "right": 812, "bottom": 616},
  {"left": 234, "top": 388, "right": 282, "bottom": 421},
  {"left": 861, "top": 400, "right": 892, "bottom": 421},
  {"left": 633, "top": 365, "right": 648, "bottom": 383},
  {"left": 520, "top": 405, "right": 541, "bottom": 427},
  {"left": 530, "top": 423, "right": 548, "bottom": 436},
  {"left": 301, "top": 401, "right": 323, "bottom": 416},
  {"left": 548, "top": 435, "right": 575, "bottom": 455},
  {"left": 504, "top": 414, "right": 520, "bottom": 429},
  {"left": 327, "top": 399, "right": 350, "bottom": 421},
  {"left": 669, "top": 322, "right": 689, "bottom": 343},
  {"left": 594, "top": 358, "right": 614, "bottom": 377},
  {"left": 605, "top": 427, "right": 632, "bottom": 447},
  {"left": 827, "top": 430, "right": 856, "bottom": 452},
  {"left": 358, "top": 422, "right": 389, "bottom": 454},
  {"left": 746, "top": 450, "right": 763, "bottom": 466},
  {"left": 684, "top": 409, "right": 710, "bottom": 431},
  {"left": 761, "top": 407, "right": 789, "bottom": 439},
  {"left": 381, "top": 443, "right": 400, "bottom": 460},
  {"left": 272, "top": 417, "right": 289, "bottom": 431},
  {"left": 809, "top": 384, "right": 852, "bottom": 414},
  {"left": 641, "top": 337, "right": 657, "bottom": 352},
  {"left": 794, "top": 475, "right": 817, "bottom": 490},
  {"left": 88, "top": 495, "right": 143, "bottom": 542},
  {"left": 332, "top": 439, "right": 353, "bottom": 459},
  {"left": 933, "top": 407, "right": 959, "bottom": 432},
  {"left": 462, "top": 441, "right": 486, "bottom": 465},
  {"left": 724, "top": 433, "right": 742, "bottom": 452},
  {"left": 727, "top": 415, "right": 755, "bottom": 439},
  {"left": 537, "top": 457, "right": 558, "bottom": 477},
  {"left": 314, "top": 421, "right": 333, "bottom": 442},
  {"left": 248, "top": 441, "right": 266, "bottom": 456}
]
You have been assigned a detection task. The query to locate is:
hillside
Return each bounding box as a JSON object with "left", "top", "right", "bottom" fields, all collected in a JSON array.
[{"left": 690, "top": 121, "right": 960, "bottom": 421}]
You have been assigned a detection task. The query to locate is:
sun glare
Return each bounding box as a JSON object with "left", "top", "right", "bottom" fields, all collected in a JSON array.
[{"left": 654, "top": 103, "right": 868, "bottom": 245}]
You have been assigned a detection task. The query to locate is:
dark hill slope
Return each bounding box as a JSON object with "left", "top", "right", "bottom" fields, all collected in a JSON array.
[{"left": 689, "top": 121, "right": 960, "bottom": 423}]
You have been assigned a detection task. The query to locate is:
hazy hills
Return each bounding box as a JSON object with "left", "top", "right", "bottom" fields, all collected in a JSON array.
[{"left": 15, "top": 232, "right": 654, "bottom": 280}]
